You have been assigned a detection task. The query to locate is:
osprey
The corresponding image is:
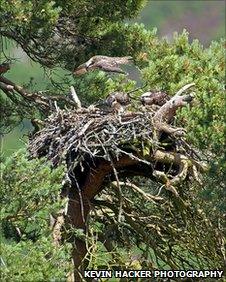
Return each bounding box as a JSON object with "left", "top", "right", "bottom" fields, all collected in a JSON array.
[
  {"left": 140, "top": 91, "right": 169, "bottom": 106},
  {"left": 74, "top": 55, "right": 133, "bottom": 76},
  {"left": 105, "top": 91, "right": 130, "bottom": 113}
]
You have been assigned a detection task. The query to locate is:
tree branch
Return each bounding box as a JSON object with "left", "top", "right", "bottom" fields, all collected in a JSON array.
[{"left": 0, "top": 75, "right": 77, "bottom": 112}]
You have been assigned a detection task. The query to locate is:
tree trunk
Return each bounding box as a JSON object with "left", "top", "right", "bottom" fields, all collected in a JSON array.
[{"left": 66, "top": 157, "right": 139, "bottom": 281}]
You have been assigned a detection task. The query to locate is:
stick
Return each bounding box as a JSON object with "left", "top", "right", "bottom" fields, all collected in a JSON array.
[
  {"left": 175, "top": 83, "right": 195, "bottom": 97},
  {"left": 70, "top": 86, "right": 82, "bottom": 109}
]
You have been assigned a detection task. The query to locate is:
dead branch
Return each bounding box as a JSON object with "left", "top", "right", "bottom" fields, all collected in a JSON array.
[
  {"left": 0, "top": 75, "right": 76, "bottom": 112},
  {"left": 174, "top": 83, "right": 195, "bottom": 97},
  {"left": 112, "top": 180, "right": 164, "bottom": 201},
  {"left": 153, "top": 93, "right": 194, "bottom": 125},
  {"left": 52, "top": 213, "right": 65, "bottom": 247},
  {"left": 70, "top": 86, "right": 82, "bottom": 109}
]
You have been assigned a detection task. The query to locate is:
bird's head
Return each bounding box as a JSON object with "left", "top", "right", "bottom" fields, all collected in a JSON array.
[
  {"left": 73, "top": 57, "right": 96, "bottom": 76},
  {"left": 73, "top": 63, "right": 88, "bottom": 76},
  {"left": 183, "top": 92, "right": 195, "bottom": 103},
  {"left": 105, "top": 93, "right": 116, "bottom": 107},
  {"left": 140, "top": 92, "right": 154, "bottom": 105},
  {"left": 170, "top": 93, "right": 195, "bottom": 108}
]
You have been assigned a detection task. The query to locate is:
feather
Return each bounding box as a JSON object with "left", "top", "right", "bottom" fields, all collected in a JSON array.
[{"left": 74, "top": 55, "right": 133, "bottom": 76}]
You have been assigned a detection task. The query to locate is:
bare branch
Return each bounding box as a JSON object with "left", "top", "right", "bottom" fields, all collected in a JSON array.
[
  {"left": 112, "top": 180, "right": 163, "bottom": 201},
  {"left": 174, "top": 83, "right": 195, "bottom": 97},
  {"left": 153, "top": 93, "right": 194, "bottom": 124},
  {"left": 0, "top": 75, "right": 50, "bottom": 109},
  {"left": 70, "top": 86, "right": 82, "bottom": 109},
  {"left": 0, "top": 75, "right": 77, "bottom": 112}
]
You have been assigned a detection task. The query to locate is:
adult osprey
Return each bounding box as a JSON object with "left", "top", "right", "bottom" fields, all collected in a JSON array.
[
  {"left": 74, "top": 55, "right": 133, "bottom": 76},
  {"left": 140, "top": 91, "right": 170, "bottom": 106},
  {"left": 105, "top": 91, "right": 130, "bottom": 113}
]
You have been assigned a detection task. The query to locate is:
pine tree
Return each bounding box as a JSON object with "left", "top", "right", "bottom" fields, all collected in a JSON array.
[{"left": 0, "top": 1, "right": 225, "bottom": 281}]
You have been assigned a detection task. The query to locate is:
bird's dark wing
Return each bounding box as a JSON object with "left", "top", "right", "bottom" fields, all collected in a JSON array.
[
  {"left": 115, "top": 92, "right": 130, "bottom": 105},
  {"left": 74, "top": 55, "right": 132, "bottom": 75},
  {"left": 105, "top": 93, "right": 116, "bottom": 107},
  {"left": 154, "top": 92, "right": 170, "bottom": 106},
  {"left": 91, "top": 61, "right": 126, "bottom": 74}
]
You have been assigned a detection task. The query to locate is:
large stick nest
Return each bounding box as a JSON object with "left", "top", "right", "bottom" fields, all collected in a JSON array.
[
  {"left": 29, "top": 105, "right": 208, "bottom": 201},
  {"left": 29, "top": 108, "right": 157, "bottom": 165},
  {"left": 28, "top": 107, "right": 191, "bottom": 168}
]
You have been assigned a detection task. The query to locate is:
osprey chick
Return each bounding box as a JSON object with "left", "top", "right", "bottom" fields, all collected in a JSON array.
[
  {"left": 140, "top": 91, "right": 169, "bottom": 106},
  {"left": 105, "top": 92, "right": 130, "bottom": 113},
  {"left": 74, "top": 55, "right": 133, "bottom": 76}
]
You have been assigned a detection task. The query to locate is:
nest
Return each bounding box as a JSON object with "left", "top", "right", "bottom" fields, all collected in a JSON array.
[
  {"left": 29, "top": 108, "right": 160, "bottom": 166},
  {"left": 29, "top": 106, "right": 207, "bottom": 192},
  {"left": 29, "top": 83, "right": 207, "bottom": 189}
]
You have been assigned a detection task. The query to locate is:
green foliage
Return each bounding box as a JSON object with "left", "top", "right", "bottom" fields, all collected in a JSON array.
[
  {"left": 138, "top": 30, "right": 225, "bottom": 221},
  {"left": 73, "top": 73, "right": 137, "bottom": 106},
  {"left": 136, "top": 1, "right": 225, "bottom": 45},
  {"left": 1, "top": 237, "right": 71, "bottom": 282},
  {"left": 0, "top": 0, "right": 225, "bottom": 277},
  {"left": 0, "top": 0, "right": 150, "bottom": 133},
  {"left": 0, "top": 0, "right": 61, "bottom": 30},
  {"left": 140, "top": 30, "right": 225, "bottom": 158},
  {"left": 86, "top": 180, "right": 224, "bottom": 271},
  {"left": 68, "top": 29, "right": 225, "bottom": 271},
  {"left": 0, "top": 0, "right": 147, "bottom": 69},
  {"left": 0, "top": 150, "right": 71, "bottom": 280}
]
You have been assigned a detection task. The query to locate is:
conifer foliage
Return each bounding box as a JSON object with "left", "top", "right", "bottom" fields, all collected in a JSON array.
[{"left": 0, "top": 1, "right": 225, "bottom": 281}]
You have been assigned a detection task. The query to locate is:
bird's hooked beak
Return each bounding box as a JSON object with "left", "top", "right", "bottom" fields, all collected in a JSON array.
[{"left": 74, "top": 57, "right": 94, "bottom": 76}]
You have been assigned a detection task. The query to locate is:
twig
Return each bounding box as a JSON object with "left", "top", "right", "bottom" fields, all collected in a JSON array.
[
  {"left": 112, "top": 180, "right": 164, "bottom": 202},
  {"left": 70, "top": 86, "right": 82, "bottom": 109},
  {"left": 0, "top": 75, "right": 77, "bottom": 112},
  {"left": 54, "top": 101, "right": 60, "bottom": 112},
  {"left": 112, "top": 168, "right": 123, "bottom": 223},
  {"left": 175, "top": 83, "right": 195, "bottom": 97},
  {"left": 0, "top": 76, "right": 50, "bottom": 109}
]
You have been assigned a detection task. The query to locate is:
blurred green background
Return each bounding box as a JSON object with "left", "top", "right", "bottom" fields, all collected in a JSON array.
[
  {"left": 1, "top": 0, "right": 225, "bottom": 157},
  {"left": 137, "top": 0, "right": 225, "bottom": 44}
]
